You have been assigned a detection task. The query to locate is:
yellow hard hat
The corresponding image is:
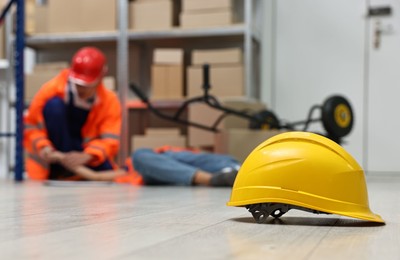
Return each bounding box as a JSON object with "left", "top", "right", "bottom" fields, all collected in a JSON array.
[{"left": 227, "top": 131, "right": 384, "bottom": 224}]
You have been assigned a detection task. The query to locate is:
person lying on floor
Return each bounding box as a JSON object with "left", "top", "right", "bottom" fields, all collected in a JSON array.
[
  {"left": 45, "top": 146, "right": 240, "bottom": 187},
  {"left": 131, "top": 146, "right": 240, "bottom": 187}
]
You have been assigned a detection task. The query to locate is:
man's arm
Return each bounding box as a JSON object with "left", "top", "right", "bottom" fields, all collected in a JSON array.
[
  {"left": 50, "top": 151, "right": 126, "bottom": 181},
  {"left": 71, "top": 166, "right": 127, "bottom": 181},
  {"left": 83, "top": 93, "right": 122, "bottom": 167}
]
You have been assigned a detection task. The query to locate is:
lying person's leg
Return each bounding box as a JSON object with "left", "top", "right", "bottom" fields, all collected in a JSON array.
[
  {"left": 162, "top": 151, "right": 240, "bottom": 186},
  {"left": 132, "top": 148, "right": 201, "bottom": 185},
  {"left": 133, "top": 149, "right": 239, "bottom": 186},
  {"left": 162, "top": 151, "right": 240, "bottom": 173}
]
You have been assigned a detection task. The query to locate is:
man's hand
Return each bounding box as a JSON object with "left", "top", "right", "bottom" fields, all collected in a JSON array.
[
  {"left": 60, "top": 151, "right": 93, "bottom": 169},
  {"left": 39, "top": 146, "right": 62, "bottom": 163}
]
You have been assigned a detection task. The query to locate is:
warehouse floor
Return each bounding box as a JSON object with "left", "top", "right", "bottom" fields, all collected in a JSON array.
[{"left": 0, "top": 174, "right": 398, "bottom": 259}]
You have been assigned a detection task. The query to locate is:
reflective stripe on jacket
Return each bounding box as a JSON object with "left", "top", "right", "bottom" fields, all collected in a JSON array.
[{"left": 24, "top": 69, "right": 122, "bottom": 180}]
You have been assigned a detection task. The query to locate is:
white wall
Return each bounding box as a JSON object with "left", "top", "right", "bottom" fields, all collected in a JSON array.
[
  {"left": 262, "top": 0, "right": 368, "bottom": 166},
  {"left": 366, "top": 0, "right": 400, "bottom": 172}
]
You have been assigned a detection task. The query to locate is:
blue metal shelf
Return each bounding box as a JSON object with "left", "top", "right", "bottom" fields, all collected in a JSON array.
[
  {"left": 14, "top": 0, "right": 25, "bottom": 181},
  {"left": 0, "top": 0, "right": 25, "bottom": 181}
]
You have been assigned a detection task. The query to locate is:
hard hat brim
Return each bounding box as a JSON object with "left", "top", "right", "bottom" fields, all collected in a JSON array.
[
  {"left": 69, "top": 73, "right": 100, "bottom": 87},
  {"left": 227, "top": 187, "right": 385, "bottom": 223}
]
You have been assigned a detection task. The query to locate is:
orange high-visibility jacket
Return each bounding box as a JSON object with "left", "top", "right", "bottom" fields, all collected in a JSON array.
[{"left": 24, "top": 69, "right": 122, "bottom": 180}]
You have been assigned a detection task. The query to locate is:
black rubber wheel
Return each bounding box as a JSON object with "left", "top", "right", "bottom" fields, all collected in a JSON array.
[
  {"left": 321, "top": 95, "right": 354, "bottom": 138},
  {"left": 249, "top": 110, "right": 280, "bottom": 130}
]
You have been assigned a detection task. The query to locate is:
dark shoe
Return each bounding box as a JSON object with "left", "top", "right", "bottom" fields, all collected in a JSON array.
[{"left": 210, "top": 168, "right": 238, "bottom": 187}]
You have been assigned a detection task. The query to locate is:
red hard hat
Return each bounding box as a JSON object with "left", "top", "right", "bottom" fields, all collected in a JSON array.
[{"left": 69, "top": 47, "right": 107, "bottom": 86}]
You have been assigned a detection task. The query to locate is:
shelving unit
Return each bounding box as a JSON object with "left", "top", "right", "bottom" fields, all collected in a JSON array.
[
  {"left": 0, "top": 0, "right": 25, "bottom": 181},
  {"left": 22, "top": 0, "right": 263, "bottom": 164}
]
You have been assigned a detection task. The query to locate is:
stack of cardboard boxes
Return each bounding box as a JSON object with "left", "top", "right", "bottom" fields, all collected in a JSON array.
[
  {"left": 184, "top": 45, "right": 286, "bottom": 160},
  {"left": 180, "top": 0, "right": 236, "bottom": 28},
  {"left": 187, "top": 47, "right": 244, "bottom": 97},
  {"left": 151, "top": 48, "right": 184, "bottom": 100},
  {"left": 187, "top": 47, "right": 246, "bottom": 150},
  {"left": 187, "top": 98, "right": 267, "bottom": 153},
  {"left": 28, "top": 0, "right": 239, "bottom": 33}
]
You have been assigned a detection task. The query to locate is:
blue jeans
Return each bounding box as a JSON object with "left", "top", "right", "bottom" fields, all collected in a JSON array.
[
  {"left": 43, "top": 97, "right": 113, "bottom": 179},
  {"left": 132, "top": 148, "right": 241, "bottom": 185}
]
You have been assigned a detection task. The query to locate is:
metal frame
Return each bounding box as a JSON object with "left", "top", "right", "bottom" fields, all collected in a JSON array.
[
  {"left": 0, "top": 0, "right": 24, "bottom": 181},
  {"left": 14, "top": 0, "right": 24, "bottom": 181},
  {"left": 117, "top": 0, "right": 129, "bottom": 165}
]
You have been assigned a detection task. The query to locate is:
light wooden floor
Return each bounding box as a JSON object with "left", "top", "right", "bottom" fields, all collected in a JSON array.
[{"left": 0, "top": 174, "right": 399, "bottom": 259}]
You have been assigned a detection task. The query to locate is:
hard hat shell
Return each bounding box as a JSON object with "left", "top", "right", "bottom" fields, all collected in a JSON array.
[
  {"left": 69, "top": 47, "right": 107, "bottom": 86},
  {"left": 227, "top": 131, "right": 384, "bottom": 223}
]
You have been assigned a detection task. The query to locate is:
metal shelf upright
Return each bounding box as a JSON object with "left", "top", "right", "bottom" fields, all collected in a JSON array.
[
  {"left": 117, "top": 0, "right": 129, "bottom": 165},
  {"left": 0, "top": 0, "right": 25, "bottom": 181},
  {"left": 14, "top": 0, "right": 25, "bottom": 181}
]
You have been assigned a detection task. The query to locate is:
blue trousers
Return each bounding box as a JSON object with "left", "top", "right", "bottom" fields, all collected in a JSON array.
[
  {"left": 132, "top": 148, "right": 240, "bottom": 185},
  {"left": 43, "top": 97, "right": 112, "bottom": 179}
]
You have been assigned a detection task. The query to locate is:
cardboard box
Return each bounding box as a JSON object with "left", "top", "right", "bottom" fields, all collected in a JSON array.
[
  {"left": 25, "top": 0, "right": 36, "bottom": 35},
  {"left": 146, "top": 128, "right": 181, "bottom": 136},
  {"left": 219, "top": 99, "right": 266, "bottom": 128},
  {"left": 33, "top": 62, "right": 69, "bottom": 73},
  {"left": 0, "top": 0, "right": 5, "bottom": 58},
  {"left": 25, "top": 62, "right": 70, "bottom": 103},
  {"left": 47, "top": 0, "right": 82, "bottom": 33},
  {"left": 187, "top": 103, "right": 221, "bottom": 148},
  {"left": 192, "top": 48, "right": 242, "bottom": 65},
  {"left": 187, "top": 64, "right": 244, "bottom": 97},
  {"left": 153, "top": 48, "right": 183, "bottom": 65},
  {"left": 188, "top": 99, "right": 266, "bottom": 148},
  {"left": 0, "top": 24, "right": 4, "bottom": 59},
  {"left": 81, "top": 0, "right": 116, "bottom": 32},
  {"left": 131, "top": 135, "right": 186, "bottom": 151},
  {"left": 47, "top": 0, "right": 116, "bottom": 33},
  {"left": 151, "top": 65, "right": 183, "bottom": 99},
  {"left": 214, "top": 129, "right": 287, "bottom": 162},
  {"left": 33, "top": 5, "right": 48, "bottom": 34},
  {"left": 180, "top": 10, "right": 233, "bottom": 28},
  {"left": 25, "top": 72, "right": 58, "bottom": 103},
  {"left": 182, "top": 0, "right": 232, "bottom": 12},
  {"left": 129, "top": 0, "right": 173, "bottom": 30}
]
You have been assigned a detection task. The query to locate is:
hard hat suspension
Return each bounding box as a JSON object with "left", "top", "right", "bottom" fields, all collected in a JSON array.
[{"left": 246, "top": 203, "right": 329, "bottom": 224}]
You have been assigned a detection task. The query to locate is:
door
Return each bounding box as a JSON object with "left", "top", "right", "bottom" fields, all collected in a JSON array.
[
  {"left": 271, "top": 0, "right": 367, "bottom": 164},
  {"left": 367, "top": 0, "right": 400, "bottom": 172}
]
